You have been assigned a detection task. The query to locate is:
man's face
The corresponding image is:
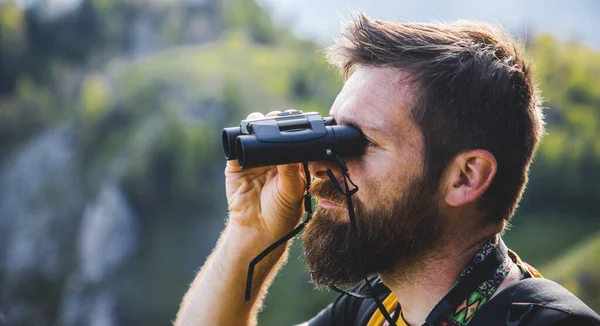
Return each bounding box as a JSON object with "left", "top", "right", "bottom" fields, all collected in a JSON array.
[{"left": 303, "top": 66, "right": 444, "bottom": 287}]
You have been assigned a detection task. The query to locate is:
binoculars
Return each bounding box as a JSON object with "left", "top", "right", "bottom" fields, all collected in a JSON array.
[{"left": 222, "top": 111, "right": 367, "bottom": 169}]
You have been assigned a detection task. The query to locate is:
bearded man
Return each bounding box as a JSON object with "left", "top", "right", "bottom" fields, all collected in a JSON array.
[{"left": 175, "top": 12, "right": 600, "bottom": 326}]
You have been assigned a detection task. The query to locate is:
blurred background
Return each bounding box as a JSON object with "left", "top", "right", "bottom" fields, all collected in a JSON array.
[{"left": 0, "top": 0, "right": 598, "bottom": 325}]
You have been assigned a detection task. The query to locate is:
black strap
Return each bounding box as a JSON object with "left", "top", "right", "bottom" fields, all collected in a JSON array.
[{"left": 244, "top": 163, "right": 313, "bottom": 301}]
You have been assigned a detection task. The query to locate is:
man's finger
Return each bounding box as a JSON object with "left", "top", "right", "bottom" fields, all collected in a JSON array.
[
  {"left": 246, "top": 112, "right": 264, "bottom": 120},
  {"left": 277, "top": 163, "right": 304, "bottom": 198},
  {"left": 265, "top": 110, "right": 282, "bottom": 117},
  {"left": 225, "top": 160, "right": 242, "bottom": 173}
]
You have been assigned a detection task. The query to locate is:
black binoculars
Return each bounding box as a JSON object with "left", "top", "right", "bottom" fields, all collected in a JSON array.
[{"left": 222, "top": 111, "right": 367, "bottom": 169}]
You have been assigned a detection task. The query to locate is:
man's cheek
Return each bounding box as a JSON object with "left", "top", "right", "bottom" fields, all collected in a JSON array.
[{"left": 355, "top": 189, "right": 374, "bottom": 212}]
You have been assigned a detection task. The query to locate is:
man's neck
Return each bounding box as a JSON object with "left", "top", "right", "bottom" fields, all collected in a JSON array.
[{"left": 380, "top": 233, "right": 494, "bottom": 326}]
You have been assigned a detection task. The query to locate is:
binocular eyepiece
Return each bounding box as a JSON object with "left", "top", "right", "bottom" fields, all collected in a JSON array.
[{"left": 222, "top": 111, "right": 367, "bottom": 169}]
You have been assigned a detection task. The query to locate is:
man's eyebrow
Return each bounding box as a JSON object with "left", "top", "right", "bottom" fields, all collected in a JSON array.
[
  {"left": 331, "top": 113, "right": 387, "bottom": 138},
  {"left": 350, "top": 120, "right": 386, "bottom": 137}
]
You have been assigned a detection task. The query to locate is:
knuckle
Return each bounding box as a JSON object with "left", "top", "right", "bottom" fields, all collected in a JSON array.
[
  {"left": 265, "top": 110, "right": 281, "bottom": 117},
  {"left": 246, "top": 112, "right": 264, "bottom": 120}
]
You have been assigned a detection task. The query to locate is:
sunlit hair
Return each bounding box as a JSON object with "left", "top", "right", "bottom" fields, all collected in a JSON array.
[{"left": 326, "top": 12, "right": 545, "bottom": 223}]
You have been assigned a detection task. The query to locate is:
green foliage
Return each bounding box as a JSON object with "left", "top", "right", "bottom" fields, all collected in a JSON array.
[
  {"left": 503, "top": 213, "right": 600, "bottom": 267},
  {"left": 529, "top": 34, "right": 600, "bottom": 156},
  {"left": 0, "top": 77, "right": 59, "bottom": 159},
  {"left": 81, "top": 74, "right": 113, "bottom": 123},
  {"left": 225, "top": 0, "right": 280, "bottom": 44},
  {"left": 0, "top": 3, "right": 25, "bottom": 34},
  {"left": 541, "top": 231, "right": 600, "bottom": 311},
  {"left": 519, "top": 35, "right": 600, "bottom": 214}
]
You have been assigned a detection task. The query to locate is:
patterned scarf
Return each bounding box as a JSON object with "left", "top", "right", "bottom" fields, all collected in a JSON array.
[
  {"left": 369, "top": 235, "right": 543, "bottom": 326},
  {"left": 444, "top": 236, "right": 513, "bottom": 325}
]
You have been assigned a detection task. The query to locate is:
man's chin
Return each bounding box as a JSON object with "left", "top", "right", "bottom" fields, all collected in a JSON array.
[{"left": 303, "top": 210, "right": 363, "bottom": 287}]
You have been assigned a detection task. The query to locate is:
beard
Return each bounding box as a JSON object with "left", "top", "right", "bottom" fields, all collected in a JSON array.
[{"left": 302, "top": 173, "right": 444, "bottom": 288}]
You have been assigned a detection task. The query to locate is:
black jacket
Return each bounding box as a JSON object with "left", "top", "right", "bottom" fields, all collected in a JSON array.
[{"left": 308, "top": 278, "right": 600, "bottom": 326}]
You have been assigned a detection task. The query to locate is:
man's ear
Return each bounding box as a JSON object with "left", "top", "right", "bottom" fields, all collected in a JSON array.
[{"left": 444, "top": 150, "right": 497, "bottom": 207}]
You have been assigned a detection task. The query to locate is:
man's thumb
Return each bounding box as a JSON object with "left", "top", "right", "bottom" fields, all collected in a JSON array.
[{"left": 276, "top": 163, "right": 305, "bottom": 197}]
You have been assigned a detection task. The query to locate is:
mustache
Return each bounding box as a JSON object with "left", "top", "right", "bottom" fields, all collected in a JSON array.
[{"left": 308, "top": 179, "right": 351, "bottom": 206}]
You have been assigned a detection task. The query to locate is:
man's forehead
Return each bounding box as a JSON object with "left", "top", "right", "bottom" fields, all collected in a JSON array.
[{"left": 330, "top": 66, "right": 414, "bottom": 135}]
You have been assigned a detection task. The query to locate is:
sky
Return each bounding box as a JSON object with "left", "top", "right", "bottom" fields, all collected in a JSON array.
[
  {"left": 259, "top": 0, "right": 600, "bottom": 49},
  {"left": 12, "top": 0, "right": 600, "bottom": 49}
]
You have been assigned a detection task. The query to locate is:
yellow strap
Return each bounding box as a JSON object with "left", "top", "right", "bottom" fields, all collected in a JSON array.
[
  {"left": 366, "top": 293, "right": 407, "bottom": 326},
  {"left": 508, "top": 249, "right": 544, "bottom": 278}
]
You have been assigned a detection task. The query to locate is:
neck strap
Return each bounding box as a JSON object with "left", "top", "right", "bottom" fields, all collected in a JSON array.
[{"left": 244, "top": 162, "right": 314, "bottom": 301}]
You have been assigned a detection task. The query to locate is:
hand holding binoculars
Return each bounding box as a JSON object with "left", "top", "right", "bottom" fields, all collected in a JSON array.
[{"left": 222, "top": 111, "right": 367, "bottom": 169}]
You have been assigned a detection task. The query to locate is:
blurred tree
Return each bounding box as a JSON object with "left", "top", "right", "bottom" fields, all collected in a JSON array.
[
  {"left": 542, "top": 231, "right": 600, "bottom": 312},
  {"left": 521, "top": 34, "right": 600, "bottom": 216}
]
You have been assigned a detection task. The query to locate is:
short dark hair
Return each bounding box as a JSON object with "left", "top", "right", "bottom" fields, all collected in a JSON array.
[{"left": 326, "top": 12, "right": 544, "bottom": 223}]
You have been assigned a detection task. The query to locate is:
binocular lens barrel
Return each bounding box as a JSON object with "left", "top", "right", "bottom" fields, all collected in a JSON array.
[
  {"left": 222, "top": 127, "right": 242, "bottom": 160},
  {"left": 233, "top": 125, "right": 365, "bottom": 169}
]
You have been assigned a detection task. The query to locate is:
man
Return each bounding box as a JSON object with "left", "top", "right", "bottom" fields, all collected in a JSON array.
[{"left": 175, "top": 12, "right": 600, "bottom": 326}]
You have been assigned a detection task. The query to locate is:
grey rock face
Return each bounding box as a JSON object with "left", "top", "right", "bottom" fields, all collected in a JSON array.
[
  {"left": 0, "top": 127, "right": 84, "bottom": 325},
  {"left": 0, "top": 127, "right": 139, "bottom": 326},
  {"left": 0, "top": 127, "right": 83, "bottom": 278},
  {"left": 78, "top": 184, "right": 138, "bottom": 284},
  {"left": 59, "top": 183, "right": 139, "bottom": 326}
]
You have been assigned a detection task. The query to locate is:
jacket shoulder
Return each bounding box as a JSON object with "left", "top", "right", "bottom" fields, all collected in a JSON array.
[{"left": 471, "top": 278, "right": 600, "bottom": 325}]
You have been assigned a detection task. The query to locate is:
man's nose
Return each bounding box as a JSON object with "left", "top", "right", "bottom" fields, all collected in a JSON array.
[{"left": 308, "top": 159, "right": 344, "bottom": 182}]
